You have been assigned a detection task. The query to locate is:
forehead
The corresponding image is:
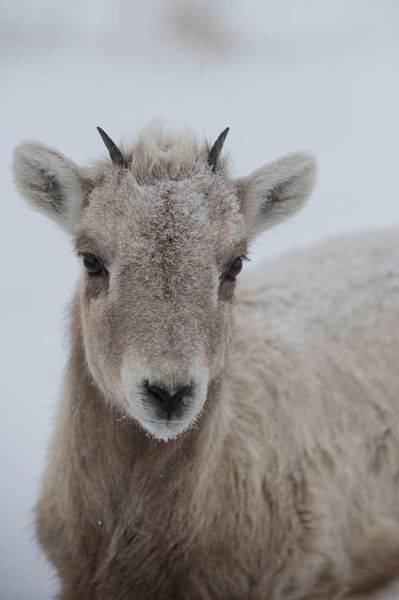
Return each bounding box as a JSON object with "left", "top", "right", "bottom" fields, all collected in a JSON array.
[{"left": 76, "top": 169, "right": 246, "bottom": 259}]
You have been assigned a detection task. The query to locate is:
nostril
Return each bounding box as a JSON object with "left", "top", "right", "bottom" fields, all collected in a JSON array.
[
  {"left": 145, "top": 381, "right": 173, "bottom": 404},
  {"left": 171, "top": 384, "right": 192, "bottom": 403},
  {"left": 143, "top": 380, "right": 193, "bottom": 418}
]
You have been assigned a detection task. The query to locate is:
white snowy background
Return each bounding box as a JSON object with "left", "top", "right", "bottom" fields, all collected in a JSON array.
[{"left": 1, "top": 1, "right": 399, "bottom": 598}]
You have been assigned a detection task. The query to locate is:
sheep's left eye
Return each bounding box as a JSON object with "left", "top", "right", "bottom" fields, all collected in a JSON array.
[
  {"left": 225, "top": 257, "right": 243, "bottom": 281},
  {"left": 83, "top": 254, "right": 105, "bottom": 275}
]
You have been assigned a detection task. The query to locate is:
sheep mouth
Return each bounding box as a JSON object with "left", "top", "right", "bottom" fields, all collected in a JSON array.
[
  {"left": 138, "top": 415, "right": 193, "bottom": 441},
  {"left": 147, "top": 418, "right": 186, "bottom": 426}
]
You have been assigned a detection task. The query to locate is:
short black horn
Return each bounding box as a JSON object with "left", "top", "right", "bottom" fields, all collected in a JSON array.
[
  {"left": 97, "top": 126, "right": 126, "bottom": 168},
  {"left": 207, "top": 127, "right": 230, "bottom": 172}
]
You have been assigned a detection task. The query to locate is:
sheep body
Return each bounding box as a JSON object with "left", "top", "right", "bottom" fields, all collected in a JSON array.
[
  {"left": 37, "top": 229, "right": 399, "bottom": 600},
  {"left": 13, "top": 125, "right": 399, "bottom": 599}
]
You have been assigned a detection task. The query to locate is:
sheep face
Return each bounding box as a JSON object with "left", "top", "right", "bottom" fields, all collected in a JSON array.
[{"left": 74, "top": 167, "right": 246, "bottom": 440}]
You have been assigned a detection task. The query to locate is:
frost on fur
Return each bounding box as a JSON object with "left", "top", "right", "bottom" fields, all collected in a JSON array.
[
  {"left": 13, "top": 123, "right": 316, "bottom": 240},
  {"left": 14, "top": 123, "right": 399, "bottom": 600}
]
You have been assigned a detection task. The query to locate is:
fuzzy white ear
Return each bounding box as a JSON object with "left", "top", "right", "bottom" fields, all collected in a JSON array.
[
  {"left": 236, "top": 152, "right": 317, "bottom": 238},
  {"left": 13, "top": 141, "right": 86, "bottom": 232}
]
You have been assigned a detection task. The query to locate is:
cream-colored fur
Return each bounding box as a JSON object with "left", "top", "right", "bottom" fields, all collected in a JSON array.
[{"left": 12, "top": 123, "right": 399, "bottom": 599}]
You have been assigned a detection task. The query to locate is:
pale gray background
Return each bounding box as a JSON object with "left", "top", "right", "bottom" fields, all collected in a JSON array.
[{"left": 1, "top": 1, "right": 399, "bottom": 598}]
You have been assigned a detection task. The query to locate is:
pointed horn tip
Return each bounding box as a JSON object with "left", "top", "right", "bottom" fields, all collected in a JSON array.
[
  {"left": 96, "top": 126, "right": 126, "bottom": 168},
  {"left": 97, "top": 126, "right": 112, "bottom": 143},
  {"left": 213, "top": 126, "right": 230, "bottom": 147},
  {"left": 219, "top": 127, "right": 230, "bottom": 141},
  {"left": 207, "top": 126, "right": 230, "bottom": 172}
]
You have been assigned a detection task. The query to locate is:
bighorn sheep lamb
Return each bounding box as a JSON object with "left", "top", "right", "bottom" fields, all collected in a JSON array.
[{"left": 13, "top": 123, "right": 399, "bottom": 599}]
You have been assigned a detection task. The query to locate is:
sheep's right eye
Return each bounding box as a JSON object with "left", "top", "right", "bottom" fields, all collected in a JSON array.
[
  {"left": 224, "top": 257, "right": 243, "bottom": 281},
  {"left": 83, "top": 254, "right": 105, "bottom": 276}
]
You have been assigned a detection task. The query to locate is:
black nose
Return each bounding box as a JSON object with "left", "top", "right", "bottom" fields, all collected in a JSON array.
[{"left": 143, "top": 381, "right": 193, "bottom": 420}]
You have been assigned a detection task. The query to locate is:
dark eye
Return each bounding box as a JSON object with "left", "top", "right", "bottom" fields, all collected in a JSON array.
[
  {"left": 83, "top": 254, "right": 106, "bottom": 276},
  {"left": 224, "top": 257, "right": 243, "bottom": 281}
]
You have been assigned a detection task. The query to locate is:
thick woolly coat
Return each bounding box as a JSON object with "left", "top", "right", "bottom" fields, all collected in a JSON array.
[
  {"left": 36, "top": 229, "right": 399, "bottom": 600},
  {"left": 13, "top": 125, "right": 399, "bottom": 599}
]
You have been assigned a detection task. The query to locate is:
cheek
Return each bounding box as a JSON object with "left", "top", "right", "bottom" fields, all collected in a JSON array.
[
  {"left": 218, "top": 279, "right": 236, "bottom": 302},
  {"left": 206, "top": 303, "right": 233, "bottom": 375},
  {"left": 80, "top": 290, "right": 125, "bottom": 396}
]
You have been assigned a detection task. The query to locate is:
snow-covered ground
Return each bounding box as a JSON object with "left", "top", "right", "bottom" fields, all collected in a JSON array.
[{"left": 1, "top": 1, "right": 399, "bottom": 598}]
